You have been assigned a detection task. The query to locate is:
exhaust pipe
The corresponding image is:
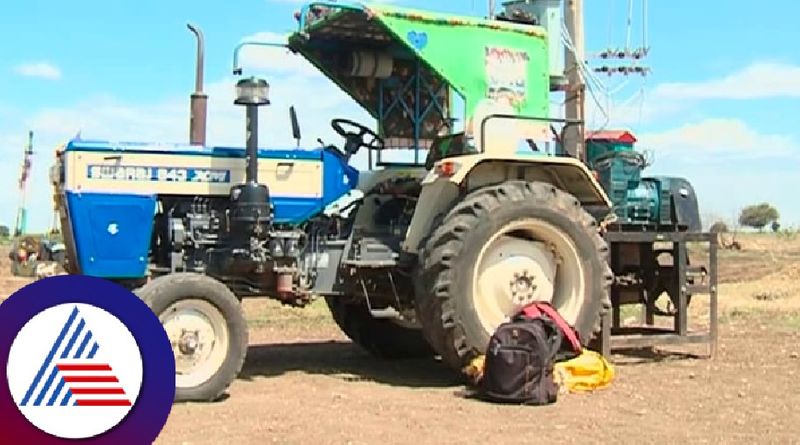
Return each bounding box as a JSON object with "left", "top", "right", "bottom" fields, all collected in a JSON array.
[{"left": 187, "top": 23, "right": 207, "bottom": 146}]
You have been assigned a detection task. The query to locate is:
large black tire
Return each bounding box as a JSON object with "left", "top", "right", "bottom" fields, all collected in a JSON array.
[
  {"left": 137, "top": 273, "right": 248, "bottom": 403},
  {"left": 325, "top": 297, "right": 435, "bottom": 359},
  {"left": 416, "top": 180, "right": 612, "bottom": 370}
]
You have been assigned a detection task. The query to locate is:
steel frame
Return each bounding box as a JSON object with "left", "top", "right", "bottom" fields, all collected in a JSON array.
[
  {"left": 592, "top": 230, "right": 719, "bottom": 359},
  {"left": 375, "top": 59, "right": 451, "bottom": 168}
]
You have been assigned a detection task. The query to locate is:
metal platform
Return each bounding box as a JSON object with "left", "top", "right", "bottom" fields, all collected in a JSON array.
[{"left": 591, "top": 230, "right": 719, "bottom": 359}]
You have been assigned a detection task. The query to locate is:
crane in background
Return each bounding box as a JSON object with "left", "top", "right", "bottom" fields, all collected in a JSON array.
[
  {"left": 13, "top": 130, "right": 34, "bottom": 238},
  {"left": 8, "top": 130, "right": 67, "bottom": 277}
]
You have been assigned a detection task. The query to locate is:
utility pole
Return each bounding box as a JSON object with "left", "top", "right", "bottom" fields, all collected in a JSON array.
[{"left": 563, "top": 0, "right": 586, "bottom": 162}]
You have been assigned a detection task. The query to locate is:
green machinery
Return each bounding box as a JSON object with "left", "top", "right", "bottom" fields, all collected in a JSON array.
[{"left": 586, "top": 130, "right": 702, "bottom": 231}]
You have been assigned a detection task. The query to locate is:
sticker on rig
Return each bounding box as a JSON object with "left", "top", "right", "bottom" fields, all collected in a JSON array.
[
  {"left": 86, "top": 165, "right": 231, "bottom": 183},
  {"left": 484, "top": 46, "right": 529, "bottom": 105}
]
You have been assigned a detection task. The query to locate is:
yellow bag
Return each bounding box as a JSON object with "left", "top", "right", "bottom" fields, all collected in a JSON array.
[{"left": 554, "top": 350, "right": 615, "bottom": 393}]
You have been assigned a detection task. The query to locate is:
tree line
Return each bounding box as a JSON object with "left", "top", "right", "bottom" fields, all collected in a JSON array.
[{"left": 710, "top": 202, "right": 784, "bottom": 233}]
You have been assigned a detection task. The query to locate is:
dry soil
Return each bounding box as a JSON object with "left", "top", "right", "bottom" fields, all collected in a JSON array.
[{"left": 1, "top": 234, "right": 798, "bottom": 445}]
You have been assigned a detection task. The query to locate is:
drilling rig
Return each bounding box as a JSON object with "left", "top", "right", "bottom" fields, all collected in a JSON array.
[
  {"left": 13, "top": 131, "right": 33, "bottom": 238},
  {"left": 9, "top": 131, "right": 66, "bottom": 277}
]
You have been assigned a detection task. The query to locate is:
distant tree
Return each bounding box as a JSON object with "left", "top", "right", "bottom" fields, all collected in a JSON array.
[
  {"left": 709, "top": 221, "right": 728, "bottom": 233},
  {"left": 738, "top": 203, "right": 780, "bottom": 231},
  {"left": 0, "top": 225, "right": 9, "bottom": 238},
  {"left": 771, "top": 221, "right": 781, "bottom": 233}
]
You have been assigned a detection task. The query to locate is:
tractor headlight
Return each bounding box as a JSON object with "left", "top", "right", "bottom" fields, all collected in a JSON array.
[{"left": 234, "top": 77, "right": 270, "bottom": 106}]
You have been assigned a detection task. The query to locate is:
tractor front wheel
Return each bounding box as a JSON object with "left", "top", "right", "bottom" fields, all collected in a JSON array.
[
  {"left": 138, "top": 273, "right": 248, "bottom": 403},
  {"left": 416, "top": 180, "right": 612, "bottom": 371}
]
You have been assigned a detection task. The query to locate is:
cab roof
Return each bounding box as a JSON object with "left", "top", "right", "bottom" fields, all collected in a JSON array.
[{"left": 287, "top": 2, "right": 551, "bottom": 142}]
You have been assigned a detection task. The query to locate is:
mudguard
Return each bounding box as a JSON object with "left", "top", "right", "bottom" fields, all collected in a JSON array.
[{"left": 403, "top": 154, "right": 612, "bottom": 254}]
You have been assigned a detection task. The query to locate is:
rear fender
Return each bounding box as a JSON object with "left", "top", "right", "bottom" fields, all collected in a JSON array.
[{"left": 403, "top": 154, "right": 612, "bottom": 254}]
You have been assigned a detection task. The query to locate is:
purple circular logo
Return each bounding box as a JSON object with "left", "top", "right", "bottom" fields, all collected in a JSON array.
[{"left": 0, "top": 275, "right": 175, "bottom": 444}]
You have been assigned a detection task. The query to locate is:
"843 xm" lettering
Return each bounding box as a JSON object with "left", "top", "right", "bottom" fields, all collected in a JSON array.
[{"left": 87, "top": 165, "right": 231, "bottom": 183}]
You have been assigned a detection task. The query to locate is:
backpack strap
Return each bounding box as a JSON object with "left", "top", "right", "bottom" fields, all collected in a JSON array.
[
  {"left": 517, "top": 302, "right": 582, "bottom": 355},
  {"left": 544, "top": 319, "right": 565, "bottom": 363},
  {"left": 531, "top": 302, "right": 582, "bottom": 354},
  {"left": 519, "top": 304, "right": 543, "bottom": 319}
]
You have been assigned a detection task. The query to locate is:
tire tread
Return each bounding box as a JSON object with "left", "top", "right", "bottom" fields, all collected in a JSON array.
[{"left": 416, "top": 180, "right": 612, "bottom": 370}]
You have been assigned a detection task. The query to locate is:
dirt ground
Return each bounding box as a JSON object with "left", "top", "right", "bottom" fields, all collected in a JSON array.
[{"left": 2, "top": 233, "right": 799, "bottom": 444}]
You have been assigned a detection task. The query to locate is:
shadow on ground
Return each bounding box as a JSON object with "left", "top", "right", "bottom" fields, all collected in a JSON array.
[
  {"left": 239, "top": 340, "right": 463, "bottom": 388},
  {"left": 238, "top": 340, "right": 704, "bottom": 390},
  {"left": 609, "top": 346, "right": 706, "bottom": 366}
]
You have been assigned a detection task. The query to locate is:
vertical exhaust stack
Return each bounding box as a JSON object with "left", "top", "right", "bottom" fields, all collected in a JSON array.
[
  {"left": 230, "top": 77, "right": 273, "bottom": 265},
  {"left": 187, "top": 23, "right": 208, "bottom": 146}
]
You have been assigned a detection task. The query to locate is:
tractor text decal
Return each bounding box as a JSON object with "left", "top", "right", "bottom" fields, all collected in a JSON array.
[{"left": 87, "top": 165, "right": 231, "bottom": 183}]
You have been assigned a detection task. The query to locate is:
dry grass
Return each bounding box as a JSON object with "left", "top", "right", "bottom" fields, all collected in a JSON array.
[
  {"left": 714, "top": 234, "right": 800, "bottom": 315},
  {"left": 587, "top": 233, "right": 800, "bottom": 333},
  {"left": 243, "top": 298, "right": 335, "bottom": 329},
  {"left": 679, "top": 233, "right": 800, "bottom": 338}
]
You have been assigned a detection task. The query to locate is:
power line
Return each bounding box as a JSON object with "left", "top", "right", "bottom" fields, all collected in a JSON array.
[
  {"left": 591, "top": 0, "right": 650, "bottom": 71},
  {"left": 568, "top": 1, "right": 655, "bottom": 133},
  {"left": 642, "top": 0, "right": 649, "bottom": 52},
  {"left": 560, "top": 23, "right": 610, "bottom": 130},
  {"left": 626, "top": 0, "right": 634, "bottom": 51}
]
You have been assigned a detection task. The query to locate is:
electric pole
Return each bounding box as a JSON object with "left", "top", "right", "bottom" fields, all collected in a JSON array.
[{"left": 563, "top": 0, "right": 586, "bottom": 162}]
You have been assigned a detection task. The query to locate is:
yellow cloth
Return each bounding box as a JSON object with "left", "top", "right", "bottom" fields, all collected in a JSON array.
[
  {"left": 464, "top": 355, "right": 485, "bottom": 385},
  {"left": 554, "top": 350, "right": 615, "bottom": 393}
]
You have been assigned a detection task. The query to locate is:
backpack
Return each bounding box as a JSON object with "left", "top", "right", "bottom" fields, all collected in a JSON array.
[{"left": 479, "top": 302, "right": 583, "bottom": 405}]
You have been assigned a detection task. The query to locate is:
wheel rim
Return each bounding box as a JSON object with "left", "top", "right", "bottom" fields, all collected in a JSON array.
[
  {"left": 160, "top": 299, "right": 230, "bottom": 390},
  {"left": 471, "top": 218, "right": 587, "bottom": 336}
]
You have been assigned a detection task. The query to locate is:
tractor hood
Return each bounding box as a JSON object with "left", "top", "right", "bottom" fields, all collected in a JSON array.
[{"left": 287, "top": 2, "right": 550, "bottom": 142}]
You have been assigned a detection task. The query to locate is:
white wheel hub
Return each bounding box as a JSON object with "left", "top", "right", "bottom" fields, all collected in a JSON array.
[
  {"left": 476, "top": 237, "right": 556, "bottom": 312},
  {"left": 472, "top": 219, "right": 587, "bottom": 335},
  {"left": 160, "top": 299, "right": 230, "bottom": 389}
]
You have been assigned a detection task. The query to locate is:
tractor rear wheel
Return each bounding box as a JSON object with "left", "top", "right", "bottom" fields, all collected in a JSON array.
[
  {"left": 416, "top": 180, "right": 612, "bottom": 371},
  {"left": 325, "top": 297, "right": 435, "bottom": 359},
  {"left": 138, "top": 273, "right": 248, "bottom": 403}
]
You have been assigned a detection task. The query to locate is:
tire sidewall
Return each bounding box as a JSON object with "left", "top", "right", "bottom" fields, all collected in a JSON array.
[
  {"left": 324, "top": 296, "right": 434, "bottom": 358},
  {"left": 448, "top": 198, "right": 605, "bottom": 355},
  {"left": 142, "top": 274, "right": 248, "bottom": 402}
]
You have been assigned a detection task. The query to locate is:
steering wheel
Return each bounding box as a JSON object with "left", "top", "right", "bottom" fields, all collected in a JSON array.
[{"left": 331, "top": 118, "right": 385, "bottom": 155}]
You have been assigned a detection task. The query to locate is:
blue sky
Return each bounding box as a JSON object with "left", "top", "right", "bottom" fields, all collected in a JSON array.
[{"left": 1, "top": 0, "right": 798, "bottom": 232}]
